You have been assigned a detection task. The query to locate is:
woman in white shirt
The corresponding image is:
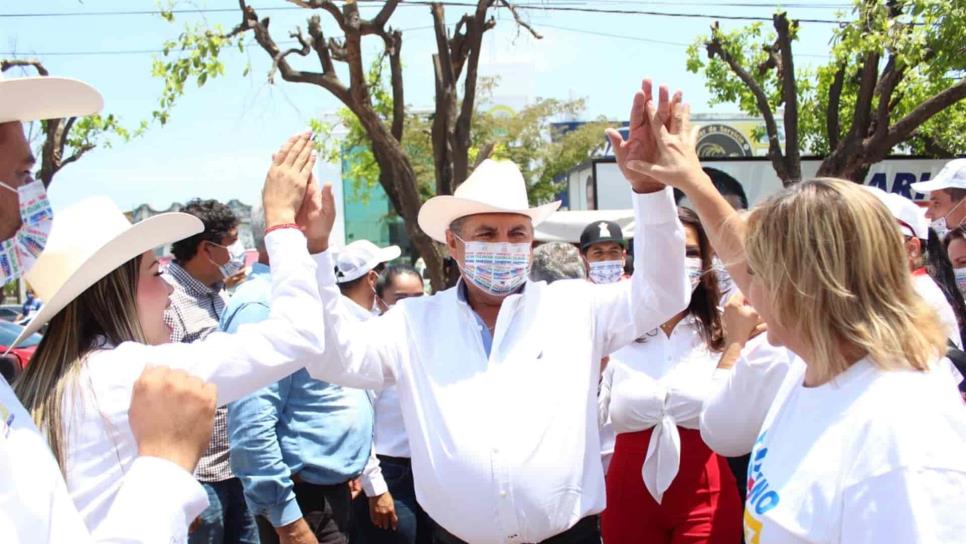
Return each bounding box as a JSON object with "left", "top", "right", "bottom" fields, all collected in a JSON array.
[
  {"left": 13, "top": 132, "right": 334, "bottom": 537},
  {"left": 624, "top": 95, "right": 966, "bottom": 543},
  {"left": 600, "top": 207, "right": 742, "bottom": 544}
]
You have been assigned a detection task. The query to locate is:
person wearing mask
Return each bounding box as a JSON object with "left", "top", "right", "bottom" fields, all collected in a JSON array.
[
  {"left": 163, "top": 198, "right": 256, "bottom": 544},
  {"left": 945, "top": 225, "right": 966, "bottom": 300},
  {"left": 599, "top": 206, "right": 742, "bottom": 543},
  {"left": 0, "top": 72, "right": 219, "bottom": 542},
  {"left": 912, "top": 159, "right": 966, "bottom": 238},
  {"left": 377, "top": 264, "right": 425, "bottom": 307},
  {"left": 227, "top": 214, "right": 380, "bottom": 544},
  {"left": 578, "top": 220, "right": 627, "bottom": 285},
  {"left": 304, "top": 79, "right": 690, "bottom": 544},
  {"left": 13, "top": 132, "right": 335, "bottom": 539},
  {"left": 630, "top": 96, "right": 966, "bottom": 542}
]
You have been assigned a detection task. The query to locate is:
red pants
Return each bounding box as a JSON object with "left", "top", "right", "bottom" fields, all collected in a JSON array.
[{"left": 601, "top": 428, "right": 742, "bottom": 544}]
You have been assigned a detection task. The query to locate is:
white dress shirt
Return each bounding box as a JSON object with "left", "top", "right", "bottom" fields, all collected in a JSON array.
[
  {"left": 307, "top": 188, "right": 688, "bottom": 544},
  {"left": 59, "top": 229, "right": 327, "bottom": 535},
  {"left": 0, "top": 378, "right": 207, "bottom": 543},
  {"left": 598, "top": 316, "right": 727, "bottom": 503}
]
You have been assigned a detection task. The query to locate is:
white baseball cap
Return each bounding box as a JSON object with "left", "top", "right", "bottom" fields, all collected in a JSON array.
[
  {"left": 0, "top": 74, "right": 103, "bottom": 124},
  {"left": 910, "top": 159, "right": 966, "bottom": 194},
  {"left": 335, "top": 240, "right": 402, "bottom": 283},
  {"left": 863, "top": 185, "right": 928, "bottom": 240}
]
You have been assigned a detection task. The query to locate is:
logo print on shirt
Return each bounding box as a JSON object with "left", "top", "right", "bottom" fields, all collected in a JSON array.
[
  {"left": 744, "top": 432, "right": 781, "bottom": 544},
  {"left": 598, "top": 222, "right": 610, "bottom": 238}
]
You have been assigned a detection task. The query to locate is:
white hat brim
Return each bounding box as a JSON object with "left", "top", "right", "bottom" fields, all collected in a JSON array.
[
  {"left": 417, "top": 196, "right": 562, "bottom": 243},
  {"left": 910, "top": 178, "right": 966, "bottom": 193},
  {"left": 0, "top": 77, "right": 104, "bottom": 123},
  {"left": 11, "top": 212, "right": 202, "bottom": 348}
]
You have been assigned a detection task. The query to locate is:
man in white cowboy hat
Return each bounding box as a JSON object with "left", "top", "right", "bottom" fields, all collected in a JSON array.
[
  {"left": 228, "top": 232, "right": 391, "bottom": 544},
  {"left": 305, "top": 83, "right": 690, "bottom": 543},
  {"left": 0, "top": 73, "right": 219, "bottom": 541},
  {"left": 912, "top": 158, "right": 966, "bottom": 239}
]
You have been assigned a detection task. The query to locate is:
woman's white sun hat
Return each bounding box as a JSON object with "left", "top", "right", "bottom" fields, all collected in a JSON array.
[
  {"left": 417, "top": 159, "right": 561, "bottom": 243},
  {"left": 335, "top": 240, "right": 402, "bottom": 283},
  {"left": 10, "top": 197, "right": 203, "bottom": 348},
  {"left": 0, "top": 74, "right": 103, "bottom": 123}
]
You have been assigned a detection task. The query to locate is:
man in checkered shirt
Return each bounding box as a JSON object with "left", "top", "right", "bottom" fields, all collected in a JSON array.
[{"left": 163, "top": 198, "right": 257, "bottom": 544}]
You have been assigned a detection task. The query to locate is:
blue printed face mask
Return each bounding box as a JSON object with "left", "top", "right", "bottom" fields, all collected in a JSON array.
[
  {"left": 455, "top": 235, "right": 531, "bottom": 297},
  {"left": 588, "top": 259, "right": 624, "bottom": 284}
]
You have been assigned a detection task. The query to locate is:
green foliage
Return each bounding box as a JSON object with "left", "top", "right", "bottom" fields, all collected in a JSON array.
[
  {"left": 686, "top": 0, "right": 966, "bottom": 157},
  {"left": 317, "top": 59, "right": 609, "bottom": 206}
]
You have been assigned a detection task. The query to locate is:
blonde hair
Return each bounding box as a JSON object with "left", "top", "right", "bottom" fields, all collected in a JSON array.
[
  {"left": 14, "top": 256, "right": 146, "bottom": 474},
  {"left": 744, "top": 178, "right": 946, "bottom": 383}
]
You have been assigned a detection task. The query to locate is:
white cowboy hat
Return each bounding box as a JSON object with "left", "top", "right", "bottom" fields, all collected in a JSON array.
[
  {"left": 417, "top": 159, "right": 561, "bottom": 243},
  {"left": 910, "top": 158, "right": 966, "bottom": 193},
  {"left": 9, "top": 197, "right": 202, "bottom": 348},
  {"left": 335, "top": 239, "right": 401, "bottom": 283},
  {"left": 0, "top": 74, "right": 103, "bottom": 123}
]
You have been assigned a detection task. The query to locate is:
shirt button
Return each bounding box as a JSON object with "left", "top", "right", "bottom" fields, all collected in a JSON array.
[{"left": 500, "top": 490, "right": 508, "bottom": 498}]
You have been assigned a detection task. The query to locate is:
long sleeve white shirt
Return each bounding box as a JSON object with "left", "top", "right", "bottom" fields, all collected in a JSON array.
[
  {"left": 0, "top": 378, "right": 207, "bottom": 543},
  {"left": 307, "top": 188, "right": 689, "bottom": 544},
  {"left": 60, "top": 229, "right": 327, "bottom": 535},
  {"left": 598, "top": 316, "right": 728, "bottom": 503}
]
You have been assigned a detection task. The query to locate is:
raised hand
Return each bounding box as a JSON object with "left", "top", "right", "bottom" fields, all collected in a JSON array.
[
  {"left": 263, "top": 131, "right": 317, "bottom": 228},
  {"left": 606, "top": 79, "right": 682, "bottom": 193},
  {"left": 625, "top": 89, "right": 707, "bottom": 191},
  {"left": 129, "top": 366, "right": 217, "bottom": 473},
  {"left": 295, "top": 175, "right": 337, "bottom": 254},
  {"left": 723, "top": 292, "right": 766, "bottom": 347}
]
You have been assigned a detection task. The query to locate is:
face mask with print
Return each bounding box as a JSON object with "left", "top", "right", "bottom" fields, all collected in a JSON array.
[
  {"left": 955, "top": 267, "right": 966, "bottom": 300},
  {"left": 588, "top": 259, "right": 624, "bottom": 284},
  {"left": 712, "top": 256, "right": 735, "bottom": 297},
  {"left": 0, "top": 176, "right": 54, "bottom": 285},
  {"left": 209, "top": 239, "right": 246, "bottom": 280},
  {"left": 686, "top": 256, "right": 703, "bottom": 292},
  {"left": 456, "top": 236, "right": 531, "bottom": 297}
]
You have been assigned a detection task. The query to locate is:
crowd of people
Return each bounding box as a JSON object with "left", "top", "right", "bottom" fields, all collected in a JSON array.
[{"left": 0, "top": 70, "right": 965, "bottom": 544}]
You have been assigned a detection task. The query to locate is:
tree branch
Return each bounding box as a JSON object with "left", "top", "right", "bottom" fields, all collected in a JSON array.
[
  {"left": 773, "top": 13, "right": 800, "bottom": 180},
  {"left": 885, "top": 79, "right": 966, "bottom": 149},
  {"left": 58, "top": 144, "right": 95, "bottom": 170},
  {"left": 306, "top": 15, "right": 335, "bottom": 74},
  {"left": 386, "top": 30, "right": 405, "bottom": 142},
  {"left": 371, "top": 0, "right": 401, "bottom": 31},
  {"left": 496, "top": 0, "right": 543, "bottom": 39},
  {"left": 827, "top": 62, "right": 845, "bottom": 150},
  {"left": 285, "top": 0, "right": 345, "bottom": 29},
  {"left": 706, "top": 22, "right": 788, "bottom": 181},
  {"left": 870, "top": 54, "right": 904, "bottom": 140},
  {"left": 1, "top": 58, "right": 49, "bottom": 75}
]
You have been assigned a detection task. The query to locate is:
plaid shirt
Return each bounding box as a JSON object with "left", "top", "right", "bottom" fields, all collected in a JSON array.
[{"left": 163, "top": 261, "right": 233, "bottom": 482}]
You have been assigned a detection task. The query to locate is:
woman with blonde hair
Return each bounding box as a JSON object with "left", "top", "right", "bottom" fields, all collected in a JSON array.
[
  {"left": 13, "top": 131, "right": 334, "bottom": 538},
  {"left": 623, "top": 81, "right": 966, "bottom": 542}
]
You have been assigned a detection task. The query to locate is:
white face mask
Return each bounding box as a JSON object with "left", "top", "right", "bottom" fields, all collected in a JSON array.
[
  {"left": 0, "top": 176, "right": 53, "bottom": 285},
  {"left": 931, "top": 197, "right": 966, "bottom": 239},
  {"left": 686, "top": 256, "right": 703, "bottom": 291},
  {"left": 955, "top": 267, "right": 966, "bottom": 300},
  {"left": 209, "top": 239, "right": 246, "bottom": 280},
  {"left": 588, "top": 259, "right": 624, "bottom": 284}
]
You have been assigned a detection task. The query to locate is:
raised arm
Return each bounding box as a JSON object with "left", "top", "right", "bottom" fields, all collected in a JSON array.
[{"left": 625, "top": 88, "right": 752, "bottom": 297}]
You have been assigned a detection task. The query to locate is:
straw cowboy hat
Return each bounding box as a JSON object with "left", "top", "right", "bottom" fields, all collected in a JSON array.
[
  {"left": 417, "top": 159, "right": 561, "bottom": 243},
  {"left": 10, "top": 197, "right": 202, "bottom": 348},
  {"left": 0, "top": 74, "right": 103, "bottom": 123}
]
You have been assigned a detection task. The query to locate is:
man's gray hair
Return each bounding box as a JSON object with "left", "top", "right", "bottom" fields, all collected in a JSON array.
[
  {"left": 250, "top": 201, "right": 266, "bottom": 252},
  {"left": 530, "top": 242, "right": 586, "bottom": 283}
]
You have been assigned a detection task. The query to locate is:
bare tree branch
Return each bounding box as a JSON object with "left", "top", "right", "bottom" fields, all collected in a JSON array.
[
  {"left": 58, "top": 144, "right": 95, "bottom": 170},
  {"left": 870, "top": 54, "right": 903, "bottom": 140},
  {"left": 306, "top": 15, "right": 336, "bottom": 74},
  {"left": 371, "top": 0, "right": 402, "bottom": 31},
  {"left": 885, "top": 79, "right": 966, "bottom": 149},
  {"left": 773, "top": 13, "right": 800, "bottom": 181},
  {"left": 496, "top": 0, "right": 543, "bottom": 39},
  {"left": 286, "top": 0, "right": 345, "bottom": 29},
  {"left": 827, "top": 62, "right": 845, "bottom": 150},
  {"left": 1, "top": 58, "right": 49, "bottom": 75}
]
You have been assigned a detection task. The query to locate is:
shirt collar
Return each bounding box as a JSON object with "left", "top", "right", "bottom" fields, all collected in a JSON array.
[
  {"left": 166, "top": 261, "right": 223, "bottom": 297},
  {"left": 250, "top": 262, "right": 270, "bottom": 278}
]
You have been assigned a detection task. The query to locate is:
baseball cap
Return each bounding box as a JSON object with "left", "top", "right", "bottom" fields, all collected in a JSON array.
[
  {"left": 863, "top": 185, "right": 929, "bottom": 240},
  {"left": 910, "top": 159, "right": 966, "bottom": 193},
  {"left": 0, "top": 74, "right": 103, "bottom": 124},
  {"left": 579, "top": 220, "right": 626, "bottom": 251},
  {"left": 335, "top": 240, "right": 402, "bottom": 283}
]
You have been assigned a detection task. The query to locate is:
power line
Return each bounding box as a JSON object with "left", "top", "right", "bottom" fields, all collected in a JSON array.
[{"left": 0, "top": 1, "right": 843, "bottom": 24}]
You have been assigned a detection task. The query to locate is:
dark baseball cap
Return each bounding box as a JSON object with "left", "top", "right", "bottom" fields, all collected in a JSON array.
[{"left": 580, "top": 220, "right": 626, "bottom": 251}]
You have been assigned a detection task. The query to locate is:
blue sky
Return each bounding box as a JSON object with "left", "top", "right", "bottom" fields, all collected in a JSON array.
[{"left": 1, "top": 1, "right": 845, "bottom": 212}]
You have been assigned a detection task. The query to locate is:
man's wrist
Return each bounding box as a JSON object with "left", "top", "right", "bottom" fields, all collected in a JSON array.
[
  {"left": 266, "top": 210, "right": 297, "bottom": 228},
  {"left": 307, "top": 238, "right": 329, "bottom": 255}
]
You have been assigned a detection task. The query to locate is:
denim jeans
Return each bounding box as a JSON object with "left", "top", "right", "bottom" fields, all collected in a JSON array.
[
  {"left": 188, "top": 478, "right": 260, "bottom": 544},
  {"left": 351, "top": 456, "right": 434, "bottom": 544}
]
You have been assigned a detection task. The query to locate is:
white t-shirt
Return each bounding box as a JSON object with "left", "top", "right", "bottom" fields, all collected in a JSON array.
[
  {"left": 913, "top": 273, "right": 962, "bottom": 349},
  {"left": 744, "top": 356, "right": 966, "bottom": 544}
]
